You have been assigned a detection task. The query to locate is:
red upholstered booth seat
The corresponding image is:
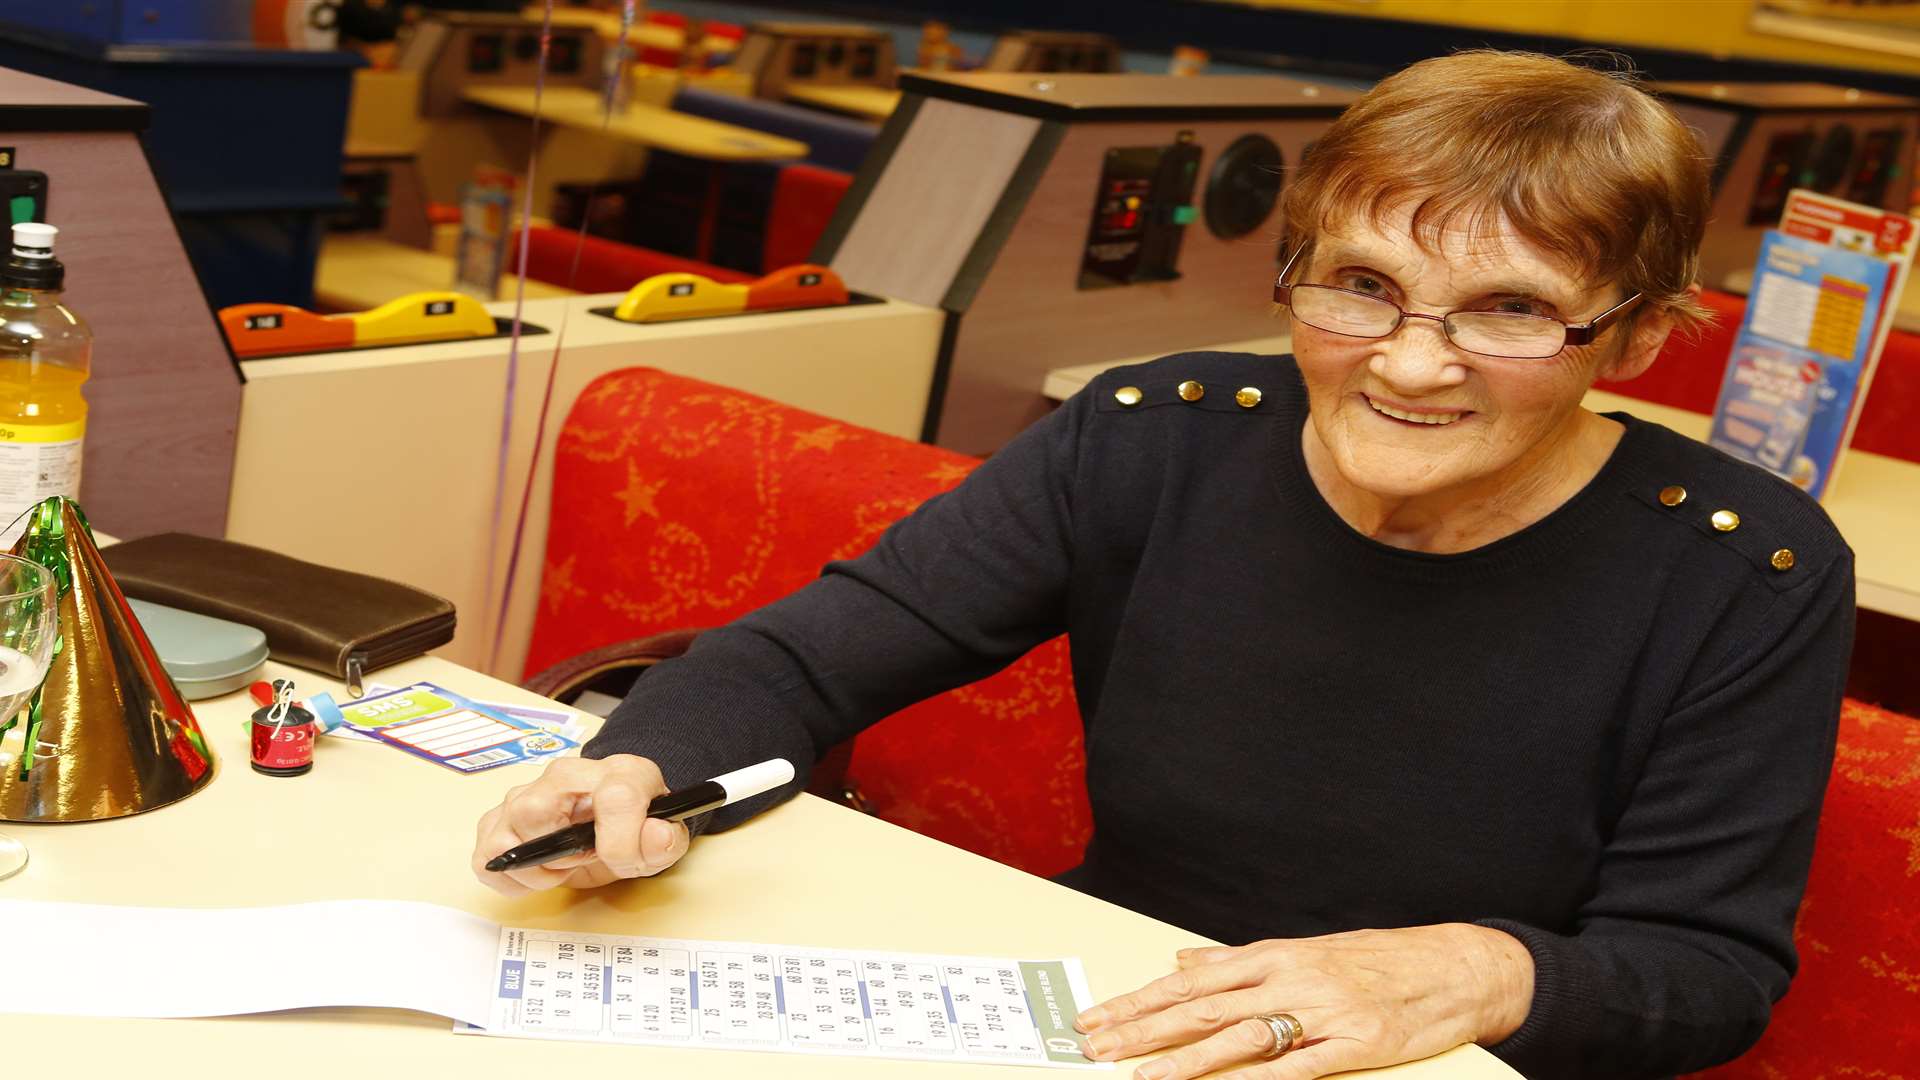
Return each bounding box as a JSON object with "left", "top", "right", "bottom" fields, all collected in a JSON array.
[
  {"left": 525, "top": 369, "right": 1920, "bottom": 1071},
  {"left": 513, "top": 164, "right": 853, "bottom": 294},
  {"left": 510, "top": 227, "right": 754, "bottom": 295},
  {"left": 524, "top": 368, "right": 1092, "bottom": 877},
  {"left": 1606, "top": 288, "right": 1920, "bottom": 465},
  {"left": 632, "top": 13, "right": 744, "bottom": 69},
  {"left": 761, "top": 163, "right": 852, "bottom": 272}
]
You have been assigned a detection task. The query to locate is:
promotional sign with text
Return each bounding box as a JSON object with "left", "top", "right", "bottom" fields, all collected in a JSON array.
[{"left": 1709, "top": 189, "right": 1916, "bottom": 499}]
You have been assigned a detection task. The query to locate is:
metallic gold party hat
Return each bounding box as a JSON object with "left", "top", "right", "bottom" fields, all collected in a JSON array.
[{"left": 0, "top": 497, "right": 214, "bottom": 822}]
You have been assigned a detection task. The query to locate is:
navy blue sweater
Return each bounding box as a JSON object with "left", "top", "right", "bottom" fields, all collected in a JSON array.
[{"left": 585, "top": 352, "right": 1855, "bottom": 1077}]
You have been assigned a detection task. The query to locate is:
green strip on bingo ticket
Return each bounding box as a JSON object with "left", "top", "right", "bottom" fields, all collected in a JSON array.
[{"left": 1022, "top": 961, "right": 1095, "bottom": 1065}]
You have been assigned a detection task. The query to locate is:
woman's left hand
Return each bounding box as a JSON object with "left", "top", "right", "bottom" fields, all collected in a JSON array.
[{"left": 1074, "top": 923, "right": 1535, "bottom": 1079}]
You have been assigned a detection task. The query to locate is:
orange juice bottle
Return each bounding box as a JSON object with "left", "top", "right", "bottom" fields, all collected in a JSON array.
[{"left": 0, "top": 223, "right": 89, "bottom": 544}]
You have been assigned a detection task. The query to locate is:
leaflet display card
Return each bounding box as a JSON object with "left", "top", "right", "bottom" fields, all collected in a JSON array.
[
  {"left": 1708, "top": 230, "right": 1884, "bottom": 492},
  {"left": 454, "top": 179, "right": 514, "bottom": 300},
  {"left": 1708, "top": 189, "right": 1916, "bottom": 499}
]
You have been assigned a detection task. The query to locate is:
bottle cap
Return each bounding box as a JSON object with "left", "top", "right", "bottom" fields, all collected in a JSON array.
[
  {"left": 1, "top": 222, "right": 62, "bottom": 290},
  {"left": 12, "top": 222, "right": 56, "bottom": 255}
]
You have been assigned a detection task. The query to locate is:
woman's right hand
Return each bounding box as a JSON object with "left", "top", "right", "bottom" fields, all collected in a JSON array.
[{"left": 471, "top": 754, "right": 691, "bottom": 896}]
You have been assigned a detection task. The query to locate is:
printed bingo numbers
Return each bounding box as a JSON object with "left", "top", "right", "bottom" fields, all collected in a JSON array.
[{"left": 466, "top": 927, "right": 1106, "bottom": 1069}]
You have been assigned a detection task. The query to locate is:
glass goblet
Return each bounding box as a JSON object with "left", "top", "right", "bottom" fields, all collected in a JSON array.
[{"left": 0, "top": 552, "right": 60, "bottom": 882}]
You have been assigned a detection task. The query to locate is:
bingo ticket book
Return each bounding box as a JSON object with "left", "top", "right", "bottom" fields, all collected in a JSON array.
[{"left": 463, "top": 926, "right": 1107, "bottom": 1069}]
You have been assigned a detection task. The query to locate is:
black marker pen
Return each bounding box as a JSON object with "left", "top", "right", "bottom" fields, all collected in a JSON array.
[{"left": 484, "top": 758, "right": 795, "bottom": 873}]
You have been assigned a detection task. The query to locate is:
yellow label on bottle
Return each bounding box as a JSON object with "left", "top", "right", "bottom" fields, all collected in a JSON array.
[
  {"left": 0, "top": 422, "right": 84, "bottom": 545},
  {"left": 0, "top": 419, "right": 85, "bottom": 443}
]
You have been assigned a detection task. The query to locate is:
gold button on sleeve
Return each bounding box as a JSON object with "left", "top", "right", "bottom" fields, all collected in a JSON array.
[
  {"left": 1114, "top": 385, "right": 1143, "bottom": 407},
  {"left": 1658, "top": 485, "right": 1687, "bottom": 507},
  {"left": 1177, "top": 380, "right": 1205, "bottom": 402},
  {"left": 1235, "top": 387, "right": 1262, "bottom": 409},
  {"left": 1770, "top": 548, "right": 1795, "bottom": 571},
  {"left": 1711, "top": 509, "right": 1740, "bottom": 532}
]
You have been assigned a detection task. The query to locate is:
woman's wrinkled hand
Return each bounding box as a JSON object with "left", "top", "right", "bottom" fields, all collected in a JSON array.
[
  {"left": 1074, "top": 923, "right": 1534, "bottom": 1079},
  {"left": 471, "top": 754, "right": 690, "bottom": 896}
]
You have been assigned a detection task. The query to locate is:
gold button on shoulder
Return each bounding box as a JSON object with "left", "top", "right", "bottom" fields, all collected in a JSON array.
[
  {"left": 1711, "top": 509, "right": 1740, "bottom": 532},
  {"left": 1177, "top": 380, "right": 1205, "bottom": 402},
  {"left": 1234, "top": 386, "right": 1262, "bottom": 409},
  {"left": 1770, "top": 548, "right": 1795, "bottom": 572},
  {"left": 1114, "top": 385, "right": 1143, "bottom": 407},
  {"left": 1658, "top": 485, "right": 1687, "bottom": 507}
]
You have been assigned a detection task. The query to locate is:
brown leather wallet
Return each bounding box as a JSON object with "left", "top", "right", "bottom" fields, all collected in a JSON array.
[{"left": 102, "top": 533, "right": 456, "bottom": 696}]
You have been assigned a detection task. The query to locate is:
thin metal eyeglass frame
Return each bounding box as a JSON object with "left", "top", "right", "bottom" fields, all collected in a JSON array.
[{"left": 1270, "top": 245, "right": 1643, "bottom": 359}]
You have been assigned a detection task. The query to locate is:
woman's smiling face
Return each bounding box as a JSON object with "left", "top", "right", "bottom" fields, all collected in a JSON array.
[{"left": 1291, "top": 204, "right": 1658, "bottom": 506}]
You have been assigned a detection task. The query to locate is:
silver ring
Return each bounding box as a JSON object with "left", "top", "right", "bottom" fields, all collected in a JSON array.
[{"left": 1254, "top": 1012, "right": 1304, "bottom": 1058}]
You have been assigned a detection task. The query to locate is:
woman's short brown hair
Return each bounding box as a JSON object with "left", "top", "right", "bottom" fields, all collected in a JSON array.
[{"left": 1282, "top": 50, "right": 1713, "bottom": 333}]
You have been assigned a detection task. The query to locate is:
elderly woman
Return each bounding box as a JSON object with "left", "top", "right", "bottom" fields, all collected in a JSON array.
[{"left": 473, "top": 51, "right": 1852, "bottom": 1078}]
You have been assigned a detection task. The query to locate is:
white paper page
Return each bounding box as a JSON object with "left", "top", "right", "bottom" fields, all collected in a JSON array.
[
  {"left": 0, "top": 899, "right": 498, "bottom": 1026},
  {"left": 460, "top": 925, "right": 1110, "bottom": 1070}
]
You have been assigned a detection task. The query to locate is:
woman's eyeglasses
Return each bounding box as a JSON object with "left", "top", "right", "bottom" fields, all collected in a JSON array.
[{"left": 1271, "top": 246, "right": 1642, "bottom": 360}]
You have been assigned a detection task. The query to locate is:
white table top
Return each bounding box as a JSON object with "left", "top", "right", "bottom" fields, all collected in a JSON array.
[
  {"left": 1043, "top": 338, "right": 1920, "bottom": 623},
  {"left": 0, "top": 654, "right": 1511, "bottom": 1079}
]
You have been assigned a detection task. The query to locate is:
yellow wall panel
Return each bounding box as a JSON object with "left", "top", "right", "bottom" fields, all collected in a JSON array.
[{"left": 1233, "top": 1, "right": 1920, "bottom": 77}]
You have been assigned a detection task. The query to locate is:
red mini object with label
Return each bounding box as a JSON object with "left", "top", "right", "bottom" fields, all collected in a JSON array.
[{"left": 250, "top": 682, "right": 315, "bottom": 777}]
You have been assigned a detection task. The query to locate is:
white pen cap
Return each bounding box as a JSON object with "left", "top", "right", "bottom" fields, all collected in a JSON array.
[{"left": 712, "top": 758, "right": 796, "bottom": 803}]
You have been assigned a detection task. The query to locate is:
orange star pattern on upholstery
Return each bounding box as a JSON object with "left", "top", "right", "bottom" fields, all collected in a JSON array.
[
  {"left": 791, "top": 424, "right": 851, "bottom": 453},
  {"left": 614, "top": 461, "right": 666, "bottom": 526}
]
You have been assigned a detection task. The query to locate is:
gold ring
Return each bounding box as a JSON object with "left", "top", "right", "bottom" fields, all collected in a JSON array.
[{"left": 1254, "top": 1012, "right": 1304, "bottom": 1058}]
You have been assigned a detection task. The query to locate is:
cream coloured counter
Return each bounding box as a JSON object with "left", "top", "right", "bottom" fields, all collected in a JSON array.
[
  {"left": 226, "top": 293, "right": 945, "bottom": 677},
  {"left": 0, "top": 654, "right": 1515, "bottom": 1080}
]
